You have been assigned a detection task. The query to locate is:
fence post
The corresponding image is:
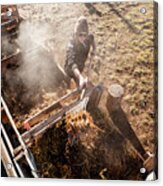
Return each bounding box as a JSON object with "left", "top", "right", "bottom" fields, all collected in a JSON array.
[{"left": 106, "top": 84, "right": 148, "bottom": 161}]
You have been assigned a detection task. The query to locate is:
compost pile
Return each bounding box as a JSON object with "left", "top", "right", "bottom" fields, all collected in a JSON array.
[{"left": 31, "top": 109, "right": 144, "bottom": 180}]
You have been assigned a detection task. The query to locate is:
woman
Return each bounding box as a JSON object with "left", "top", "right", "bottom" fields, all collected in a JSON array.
[{"left": 64, "top": 16, "right": 96, "bottom": 89}]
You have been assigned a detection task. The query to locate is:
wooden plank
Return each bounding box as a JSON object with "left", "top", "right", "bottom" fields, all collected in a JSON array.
[
  {"left": 22, "top": 98, "right": 82, "bottom": 143},
  {"left": 22, "top": 85, "right": 102, "bottom": 142},
  {"left": 23, "top": 89, "right": 80, "bottom": 127}
]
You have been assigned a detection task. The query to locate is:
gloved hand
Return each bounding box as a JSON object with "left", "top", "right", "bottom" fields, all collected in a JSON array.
[
  {"left": 79, "top": 76, "right": 88, "bottom": 90},
  {"left": 73, "top": 68, "right": 88, "bottom": 89}
]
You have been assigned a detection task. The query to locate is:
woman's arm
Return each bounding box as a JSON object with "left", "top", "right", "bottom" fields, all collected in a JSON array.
[{"left": 73, "top": 67, "right": 87, "bottom": 89}]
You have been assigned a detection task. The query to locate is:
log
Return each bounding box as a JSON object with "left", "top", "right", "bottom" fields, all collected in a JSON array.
[{"left": 106, "top": 84, "right": 148, "bottom": 161}]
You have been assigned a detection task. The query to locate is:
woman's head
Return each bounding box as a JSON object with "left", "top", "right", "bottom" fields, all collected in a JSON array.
[{"left": 74, "top": 16, "right": 88, "bottom": 44}]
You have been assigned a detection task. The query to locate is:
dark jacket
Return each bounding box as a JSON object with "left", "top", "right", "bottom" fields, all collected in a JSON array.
[{"left": 64, "top": 34, "right": 94, "bottom": 79}]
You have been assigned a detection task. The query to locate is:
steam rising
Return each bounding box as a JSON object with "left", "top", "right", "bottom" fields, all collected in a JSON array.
[
  {"left": 17, "top": 21, "right": 56, "bottom": 90},
  {"left": 2, "top": 36, "right": 18, "bottom": 57},
  {"left": 2, "top": 3, "right": 84, "bottom": 112},
  {"left": 16, "top": 3, "right": 81, "bottom": 92}
]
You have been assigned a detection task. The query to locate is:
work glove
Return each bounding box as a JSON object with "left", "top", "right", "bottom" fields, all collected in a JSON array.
[{"left": 79, "top": 76, "right": 88, "bottom": 90}]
